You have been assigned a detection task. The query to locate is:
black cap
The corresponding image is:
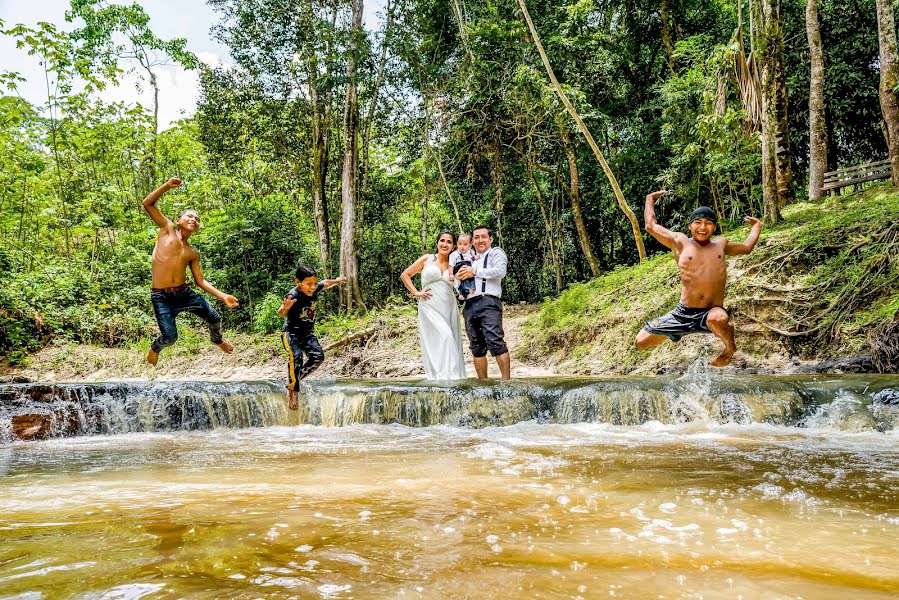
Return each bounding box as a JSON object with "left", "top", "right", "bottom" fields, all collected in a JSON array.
[{"left": 689, "top": 206, "right": 718, "bottom": 224}]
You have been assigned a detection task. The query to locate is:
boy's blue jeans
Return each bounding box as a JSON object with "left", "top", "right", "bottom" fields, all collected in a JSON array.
[{"left": 150, "top": 287, "right": 223, "bottom": 353}]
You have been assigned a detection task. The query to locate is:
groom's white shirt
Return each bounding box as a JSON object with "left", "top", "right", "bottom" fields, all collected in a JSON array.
[{"left": 468, "top": 246, "right": 508, "bottom": 299}]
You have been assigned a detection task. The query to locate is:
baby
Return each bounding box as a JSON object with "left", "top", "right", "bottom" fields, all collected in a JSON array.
[{"left": 449, "top": 233, "right": 477, "bottom": 302}]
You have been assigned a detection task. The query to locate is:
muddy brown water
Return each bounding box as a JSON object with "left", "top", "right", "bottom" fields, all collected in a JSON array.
[{"left": 1, "top": 374, "right": 897, "bottom": 598}]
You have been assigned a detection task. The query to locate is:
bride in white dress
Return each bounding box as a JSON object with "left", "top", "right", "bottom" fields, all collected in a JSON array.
[{"left": 400, "top": 232, "right": 467, "bottom": 380}]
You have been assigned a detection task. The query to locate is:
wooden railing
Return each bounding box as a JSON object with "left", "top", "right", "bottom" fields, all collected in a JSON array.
[{"left": 821, "top": 159, "right": 892, "bottom": 194}]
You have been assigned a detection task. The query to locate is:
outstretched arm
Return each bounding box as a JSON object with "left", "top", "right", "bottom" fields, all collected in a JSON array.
[
  {"left": 726, "top": 216, "right": 763, "bottom": 255},
  {"left": 142, "top": 177, "right": 182, "bottom": 228},
  {"left": 189, "top": 259, "right": 239, "bottom": 307},
  {"left": 400, "top": 255, "right": 432, "bottom": 300},
  {"left": 644, "top": 190, "right": 682, "bottom": 249},
  {"left": 321, "top": 276, "right": 348, "bottom": 289}
]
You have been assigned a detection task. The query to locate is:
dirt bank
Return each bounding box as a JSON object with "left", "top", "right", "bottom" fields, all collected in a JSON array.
[{"left": 0, "top": 305, "right": 555, "bottom": 384}]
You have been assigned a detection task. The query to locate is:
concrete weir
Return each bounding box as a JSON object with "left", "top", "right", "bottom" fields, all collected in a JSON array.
[{"left": 1, "top": 375, "right": 897, "bottom": 441}]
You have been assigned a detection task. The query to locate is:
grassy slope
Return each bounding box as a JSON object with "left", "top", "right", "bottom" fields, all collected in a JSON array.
[{"left": 519, "top": 185, "right": 899, "bottom": 374}]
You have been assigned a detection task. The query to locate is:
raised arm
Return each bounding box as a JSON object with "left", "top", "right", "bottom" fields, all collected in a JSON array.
[
  {"left": 400, "top": 255, "right": 432, "bottom": 300},
  {"left": 189, "top": 259, "right": 239, "bottom": 307},
  {"left": 644, "top": 190, "right": 681, "bottom": 250},
  {"left": 142, "top": 177, "right": 182, "bottom": 228},
  {"left": 725, "top": 216, "right": 763, "bottom": 255}
]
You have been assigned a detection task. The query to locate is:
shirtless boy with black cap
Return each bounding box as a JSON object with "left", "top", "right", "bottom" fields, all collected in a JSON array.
[
  {"left": 636, "top": 190, "right": 762, "bottom": 367},
  {"left": 142, "top": 177, "right": 239, "bottom": 366}
]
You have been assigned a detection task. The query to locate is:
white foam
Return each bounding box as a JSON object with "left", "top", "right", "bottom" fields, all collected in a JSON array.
[{"left": 318, "top": 583, "right": 353, "bottom": 598}]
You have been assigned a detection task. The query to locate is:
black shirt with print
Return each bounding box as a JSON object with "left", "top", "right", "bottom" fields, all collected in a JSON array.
[{"left": 282, "top": 282, "right": 324, "bottom": 334}]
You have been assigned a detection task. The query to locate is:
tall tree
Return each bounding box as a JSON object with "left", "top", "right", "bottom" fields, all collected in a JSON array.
[
  {"left": 67, "top": 0, "right": 198, "bottom": 185},
  {"left": 761, "top": 0, "right": 794, "bottom": 208},
  {"left": 303, "top": 0, "right": 339, "bottom": 275},
  {"left": 876, "top": 0, "right": 899, "bottom": 186},
  {"left": 339, "top": 0, "right": 366, "bottom": 310},
  {"left": 806, "top": 0, "right": 827, "bottom": 201},
  {"left": 209, "top": 0, "right": 340, "bottom": 274},
  {"left": 516, "top": 0, "right": 646, "bottom": 263},
  {"left": 561, "top": 130, "right": 602, "bottom": 277}
]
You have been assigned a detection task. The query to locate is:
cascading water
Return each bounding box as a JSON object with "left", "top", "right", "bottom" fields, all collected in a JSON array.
[
  {"left": 2, "top": 374, "right": 897, "bottom": 441},
  {"left": 0, "top": 380, "right": 289, "bottom": 441}
]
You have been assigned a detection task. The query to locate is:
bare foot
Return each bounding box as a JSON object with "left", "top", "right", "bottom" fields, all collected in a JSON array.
[
  {"left": 710, "top": 345, "right": 736, "bottom": 367},
  {"left": 288, "top": 390, "right": 299, "bottom": 411},
  {"left": 216, "top": 340, "right": 234, "bottom": 354},
  {"left": 146, "top": 348, "right": 159, "bottom": 366}
]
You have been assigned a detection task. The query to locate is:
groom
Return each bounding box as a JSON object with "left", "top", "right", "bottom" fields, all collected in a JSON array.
[{"left": 455, "top": 225, "right": 511, "bottom": 380}]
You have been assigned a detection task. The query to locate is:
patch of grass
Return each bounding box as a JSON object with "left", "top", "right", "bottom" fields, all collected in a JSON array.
[{"left": 521, "top": 253, "right": 679, "bottom": 362}]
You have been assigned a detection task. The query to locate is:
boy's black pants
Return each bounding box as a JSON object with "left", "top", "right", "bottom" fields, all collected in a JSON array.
[{"left": 281, "top": 331, "right": 325, "bottom": 391}]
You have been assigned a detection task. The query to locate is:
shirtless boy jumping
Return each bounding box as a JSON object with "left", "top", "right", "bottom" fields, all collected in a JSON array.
[
  {"left": 143, "top": 177, "right": 239, "bottom": 366},
  {"left": 636, "top": 191, "right": 762, "bottom": 367}
]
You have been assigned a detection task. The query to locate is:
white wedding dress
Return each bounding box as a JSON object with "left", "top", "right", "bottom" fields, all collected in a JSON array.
[{"left": 418, "top": 254, "right": 467, "bottom": 380}]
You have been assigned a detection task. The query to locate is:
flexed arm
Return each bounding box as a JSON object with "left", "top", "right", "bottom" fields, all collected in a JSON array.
[
  {"left": 400, "top": 255, "right": 432, "bottom": 300},
  {"left": 726, "top": 217, "right": 763, "bottom": 255},
  {"left": 644, "top": 190, "right": 682, "bottom": 249},
  {"left": 142, "top": 177, "right": 182, "bottom": 228}
]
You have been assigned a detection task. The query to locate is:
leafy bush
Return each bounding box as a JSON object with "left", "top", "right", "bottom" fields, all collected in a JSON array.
[{"left": 253, "top": 292, "right": 285, "bottom": 334}]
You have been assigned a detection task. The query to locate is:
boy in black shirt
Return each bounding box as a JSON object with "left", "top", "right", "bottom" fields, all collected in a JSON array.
[{"left": 277, "top": 265, "right": 346, "bottom": 409}]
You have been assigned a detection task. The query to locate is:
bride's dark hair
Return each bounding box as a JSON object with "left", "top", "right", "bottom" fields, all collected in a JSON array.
[{"left": 436, "top": 231, "right": 457, "bottom": 246}]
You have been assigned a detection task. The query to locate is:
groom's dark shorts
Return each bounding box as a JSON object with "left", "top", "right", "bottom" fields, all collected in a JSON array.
[{"left": 463, "top": 295, "right": 508, "bottom": 358}]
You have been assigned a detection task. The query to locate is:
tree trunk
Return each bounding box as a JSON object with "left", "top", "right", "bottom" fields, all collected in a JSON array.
[
  {"left": 310, "top": 74, "right": 331, "bottom": 275},
  {"left": 493, "top": 158, "right": 504, "bottom": 247},
  {"left": 525, "top": 159, "right": 563, "bottom": 294},
  {"left": 760, "top": 63, "right": 780, "bottom": 222},
  {"left": 806, "top": 0, "right": 827, "bottom": 201},
  {"left": 339, "top": 0, "right": 366, "bottom": 311},
  {"left": 311, "top": 1, "right": 340, "bottom": 275},
  {"left": 757, "top": 0, "right": 780, "bottom": 223},
  {"left": 876, "top": 0, "right": 899, "bottom": 186},
  {"left": 143, "top": 64, "right": 159, "bottom": 186},
  {"left": 358, "top": 0, "right": 393, "bottom": 243},
  {"left": 517, "top": 0, "right": 646, "bottom": 261},
  {"left": 766, "top": 0, "right": 794, "bottom": 206},
  {"left": 661, "top": 0, "right": 676, "bottom": 74},
  {"left": 562, "top": 131, "right": 602, "bottom": 277},
  {"left": 421, "top": 96, "right": 463, "bottom": 231},
  {"left": 420, "top": 176, "right": 429, "bottom": 254},
  {"left": 450, "top": 0, "right": 474, "bottom": 62},
  {"left": 43, "top": 62, "right": 72, "bottom": 261}
]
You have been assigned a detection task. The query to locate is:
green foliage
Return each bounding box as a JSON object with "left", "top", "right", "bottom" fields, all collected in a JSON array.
[
  {"left": 0, "top": 0, "right": 895, "bottom": 366},
  {"left": 733, "top": 184, "right": 899, "bottom": 351},
  {"left": 253, "top": 293, "right": 285, "bottom": 335}
]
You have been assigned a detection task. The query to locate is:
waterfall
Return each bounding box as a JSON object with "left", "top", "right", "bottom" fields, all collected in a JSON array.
[
  {"left": 0, "top": 381, "right": 288, "bottom": 442},
  {"left": 1, "top": 375, "right": 897, "bottom": 441}
]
